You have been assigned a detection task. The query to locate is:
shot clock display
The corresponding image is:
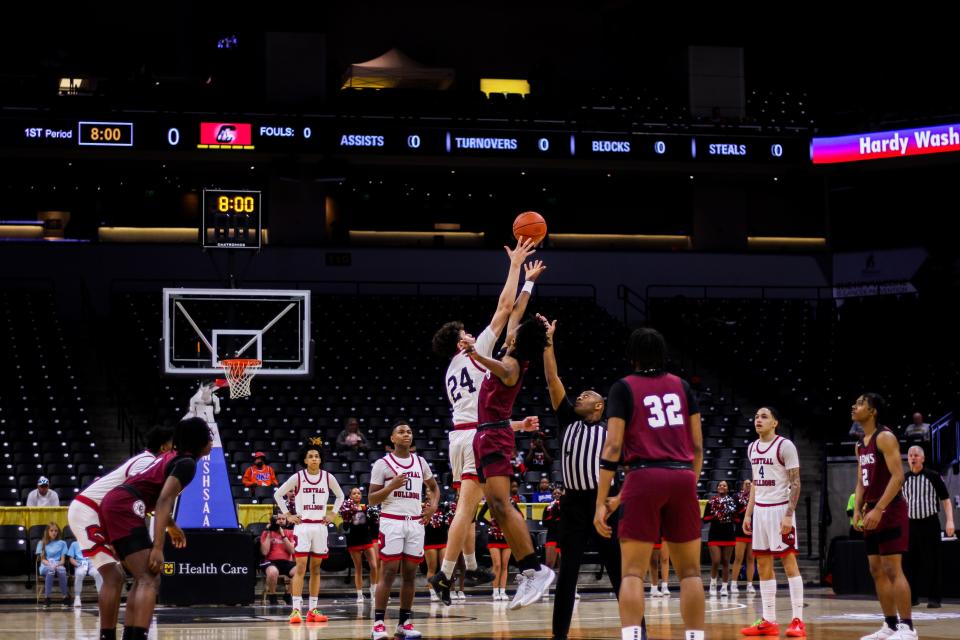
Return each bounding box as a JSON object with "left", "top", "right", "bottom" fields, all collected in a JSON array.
[{"left": 201, "top": 189, "right": 262, "bottom": 250}]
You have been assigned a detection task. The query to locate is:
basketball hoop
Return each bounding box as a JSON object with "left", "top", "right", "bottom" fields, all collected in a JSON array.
[{"left": 219, "top": 358, "right": 262, "bottom": 399}]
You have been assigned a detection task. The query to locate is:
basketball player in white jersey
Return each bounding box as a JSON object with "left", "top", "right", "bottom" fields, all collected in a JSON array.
[
  {"left": 273, "top": 438, "right": 345, "bottom": 625},
  {"left": 741, "top": 406, "right": 805, "bottom": 638},
  {"left": 428, "top": 238, "right": 544, "bottom": 603},
  {"left": 369, "top": 421, "right": 440, "bottom": 640},
  {"left": 67, "top": 425, "right": 174, "bottom": 640}
]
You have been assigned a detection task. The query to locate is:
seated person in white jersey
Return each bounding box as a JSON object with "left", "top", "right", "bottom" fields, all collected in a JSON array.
[
  {"left": 368, "top": 421, "right": 440, "bottom": 640},
  {"left": 273, "top": 438, "right": 345, "bottom": 625},
  {"left": 428, "top": 237, "right": 541, "bottom": 601}
]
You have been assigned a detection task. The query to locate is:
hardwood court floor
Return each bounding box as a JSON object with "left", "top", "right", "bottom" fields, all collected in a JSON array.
[{"left": 6, "top": 587, "right": 958, "bottom": 639}]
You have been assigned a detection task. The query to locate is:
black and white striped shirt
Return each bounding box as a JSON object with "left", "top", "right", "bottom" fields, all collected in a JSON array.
[
  {"left": 556, "top": 395, "right": 607, "bottom": 491},
  {"left": 903, "top": 468, "right": 949, "bottom": 520}
]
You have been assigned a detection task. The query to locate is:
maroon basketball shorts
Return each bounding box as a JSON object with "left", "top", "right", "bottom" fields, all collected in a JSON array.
[
  {"left": 100, "top": 486, "right": 152, "bottom": 560},
  {"left": 472, "top": 421, "right": 515, "bottom": 482},
  {"left": 619, "top": 467, "right": 701, "bottom": 544},
  {"left": 864, "top": 497, "right": 909, "bottom": 556}
]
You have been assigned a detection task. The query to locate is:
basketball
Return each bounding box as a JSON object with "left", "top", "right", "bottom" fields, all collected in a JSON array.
[{"left": 513, "top": 211, "right": 548, "bottom": 245}]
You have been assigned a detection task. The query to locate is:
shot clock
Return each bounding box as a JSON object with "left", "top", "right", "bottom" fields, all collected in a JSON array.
[{"left": 201, "top": 189, "right": 262, "bottom": 249}]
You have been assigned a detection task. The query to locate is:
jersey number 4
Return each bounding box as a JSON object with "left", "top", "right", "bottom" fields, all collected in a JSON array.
[
  {"left": 643, "top": 394, "right": 684, "bottom": 428},
  {"left": 447, "top": 367, "right": 477, "bottom": 402}
]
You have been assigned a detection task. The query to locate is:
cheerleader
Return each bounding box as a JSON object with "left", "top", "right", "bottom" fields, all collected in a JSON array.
[
  {"left": 341, "top": 486, "right": 380, "bottom": 603},
  {"left": 478, "top": 499, "right": 522, "bottom": 601},
  {"left": 703, "top": 480, "right": 738, "bottom": 596},
  {"left": 423, "top": 486, "right": 452, "bottom": 602},
  {"left": 542, "top": 487, "right": 562, "bottom": 572},
  {"left": 730, "top": 479, "right": 756, "bottom": 594}
]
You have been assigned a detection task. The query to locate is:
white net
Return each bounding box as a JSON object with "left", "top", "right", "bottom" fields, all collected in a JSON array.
[{"left": 220, "top": 359, "right": 262, "bottom": 399}]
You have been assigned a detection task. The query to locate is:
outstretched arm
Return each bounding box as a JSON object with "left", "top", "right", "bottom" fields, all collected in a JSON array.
[
  {"left": 506, "top": 260, "right": 547, "bottom": 338},
  {"left": 539, "top": 316, "right": 564, "bottom": 410},
  {"left": 467, "top": 348, "right": 517, "bottom": 384},
  {"left": 488, "top": 239, "right": 537, "bottom": 338}
]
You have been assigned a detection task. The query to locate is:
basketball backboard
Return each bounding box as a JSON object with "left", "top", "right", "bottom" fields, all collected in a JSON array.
[{"left": 162, "top": 288, "right": 311, "bottom": 377}]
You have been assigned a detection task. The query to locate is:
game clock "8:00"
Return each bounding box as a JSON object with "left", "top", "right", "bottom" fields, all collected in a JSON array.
[{"left": 202, "top": 189, "right": 262, "bottom": 250}]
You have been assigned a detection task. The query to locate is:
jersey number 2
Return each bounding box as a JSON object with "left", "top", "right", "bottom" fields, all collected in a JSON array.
[
  {"left": 447, "top": 367, "right": 477, "bottom": 402},
  {"left": 643, "top": 394, "right": 684, "bottom": 428}
]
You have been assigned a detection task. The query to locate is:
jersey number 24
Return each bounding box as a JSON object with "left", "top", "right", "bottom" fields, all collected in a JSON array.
[{"left": 447, "top": 367, "right": 477, "bottom": 402}]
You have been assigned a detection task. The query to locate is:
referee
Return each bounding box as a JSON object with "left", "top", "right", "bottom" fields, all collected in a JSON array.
[
  {"left": 903, "top": 445, "right": 955, "bottom": 608},
  {"left": 540, "top": 316, "right": 625, "bottom": 640}
]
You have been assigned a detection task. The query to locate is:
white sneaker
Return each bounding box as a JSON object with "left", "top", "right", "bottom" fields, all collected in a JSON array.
[
  {"left": 746, "top": 583, "right": 755, "bottom": 595},
  {"left": 73, "top": 596, "right": 81, "bottom": 607},
  {"left": 660, "top": 582, "right": 671, "bottom": 597},
  {"left": 371, "top": 621, "right": 389, "bottom": 640},
  {"left": 499, "top": 589, "right": 508, "bottom": 601},
  {"left": 730, "top": 581, "right": 739, "bottom": 594},
  {"left": 509, "top": 572, "right": 532, "bottom": 610},
  {"left": 709, "top": 584, "right": 718, "bottom": 597},
  {"left": 720, "top": 583, "right": 729, "bottom": 597},
  {"left": 356, "top": 591, "right": 366, "bottom": 603},
  {"left": 455, "top": 590, "right": 467, "bottom": 600},
  {"left": 649, "top": 585, "right": 662, "bottom": 598},
  {"left": 889, "top": 624, "right": 918, "bottom": 640},
  {"left": 861, "top": 623, "right": 897, "bottom": 640},
  {"left": 430, "top": 590, "right": 440, "bottom": 602},
  {"left": 520, "top": 565, "right": 555, "bottom": 608},
  {"left": 574, "top": 589, "right": 581, "bottom": 600},
  {"left": 395, "top": 622, "right": 422, "bottom": 639}
]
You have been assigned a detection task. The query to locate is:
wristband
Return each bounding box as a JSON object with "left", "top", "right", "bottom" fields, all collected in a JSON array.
[
  {"left": 599, "top": 459, "right": 618, "bottom": 471},
  {"left": 522, "top": 281, "right": 534, "bottom": 294}
]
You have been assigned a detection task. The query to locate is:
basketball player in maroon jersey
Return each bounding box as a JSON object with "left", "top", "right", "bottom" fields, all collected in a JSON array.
[
  {"left": 595, "top": 327, "right": 704, "bottom": 640},
  {"left": 99, "top": 418, "right": 213, "bottom": 640},
  {"left": 464, "top": 314, "right": 554, "bottom": 609},
  {"left": 853, "top": 393, "right": 916, "bottom": 640}
]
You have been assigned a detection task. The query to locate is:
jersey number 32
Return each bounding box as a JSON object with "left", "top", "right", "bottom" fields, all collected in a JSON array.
[{"left": 643, "top": 394, "right": 684, "bottom": 428}]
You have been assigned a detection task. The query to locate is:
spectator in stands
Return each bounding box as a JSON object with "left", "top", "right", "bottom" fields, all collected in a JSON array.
[
  {"left": 904, "top": 413, "right": 931, "bottom": 442},
  {"left": 849, "top": 421, "right": 865, "bottom": 440},
  {"left": 260, "top": 514, "right": 297, "bottom": 606},
  {"left": 510, "top": 447, "right": 526, "bottom": 478},
  {"left": 336, "top": 416, "right": 369, "bottom": 453},
  {"left": 526, "top": 433, "right": 554, "bottom": 472},
  {"left": 242, "top": 452, "right": 279, "bottom": 487},
  {"left": 532, "top": 478, "right": 554, "bottom": 503},
  {"left": 67, "top": 538, "right": 102, "bottom": 606},
  {"left": 27, "top": 476, "right": 59, "bottom": 507},
  {"left": 510, "top": 480, "right": 522, "bottom": 504},
  {"left": 36, "top": 522, "right": 69, "bottom": 607}
]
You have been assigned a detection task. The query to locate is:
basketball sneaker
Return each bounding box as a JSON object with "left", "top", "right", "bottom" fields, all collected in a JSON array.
[
  {"left": 288, "top": 609, "right": 303, "bottom": 624},
  {"left": 395, "top": 622, "right": 423, "bottom": 639},
  {"left": 746, "top": 583, "right": 756, "bottom": 595},
  {"left": 371, "top": 621, "right": 389, "bottom": 640},
  {"left": 786, "top": 618, "right": 807, "bottom": 637},
  {"left": 889, "top": 624, "right": 918, "bottom": 640},
  {"left": 649, "top": 584, "right": 662, "bottom": 598},
  {"left": 306, "top": 608, "right": 328, "bottom": 622},
  {"left": 465, "top": 567, "right": 495, "bottom": 586},
  {"left": 660, "top": 582, "right": 671, "bottom": 597},
  {"left": 427, "top": 571, "right": 452, "bottom": 606},
  {"left": 509, "top": 565, "right": 556, "bottom": 609},
  {"left": 860, "top": 624, "right": 897, "bottom": 640},
  {"left": 720, "top": 583, "right": 729, "bottom": 597},
  {"left": 741, "top": 618, "right": 780, "bottom": 636}
]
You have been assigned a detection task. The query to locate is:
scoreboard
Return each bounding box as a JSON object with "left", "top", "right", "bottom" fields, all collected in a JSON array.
[
  {"left": 202, "top": 189, "right": 262, "bottom": 250},
  {"left": 2, "top": 113, "right": 808, "bottom": 165}
]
